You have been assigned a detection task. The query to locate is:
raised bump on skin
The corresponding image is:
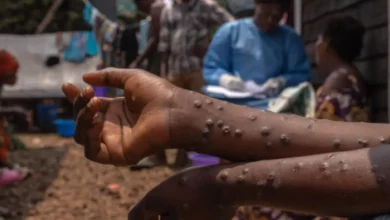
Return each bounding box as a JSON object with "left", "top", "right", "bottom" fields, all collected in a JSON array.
[
  {"left": 193, "top": 100, "right": 202, "bottom": 109},
  {"left": 320, "top": 162, "right": 329, "bottom": 171},
  {"left": 249, "top": 115, "right": 257, "bottom": 121},
  {"left": 205, "top": 99, "right": 213, "bottom": 105},
  {"left": 237, "top": 175, "right": 245, "bottom": 184},
  {"left": 222, "top": 126, "right": 231, "bottom": 134},
  {"left": 333, "top": 139, "right": 341, "bottom": 149},
  {"left": 261, "top": 127, "right": 270, "bottom": 137},
  {"left": 280, "top": 134, "right": 290, "bottom": 144},
  {"left": 205, "top": 119, "right": 214, "bottom": 127},
  {"left": 234, "top": 129, "right": 243, "bottom": 137},
  {"left": 217, "top": 120, "right": 224, "bottom": 128},
  {"left": 220, "top": 171, "right": 228, "bottom": 181}
]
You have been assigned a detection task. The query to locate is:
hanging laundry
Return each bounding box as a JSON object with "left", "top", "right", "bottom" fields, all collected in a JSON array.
[
  {"left": 117, "top": 0, "right": 137, "bottom": 19},
  {"left": 63, "top": 32, "right": 88, "bottom": 63},
  {"left": 138, "top": 17, "right": 151, "bottom": 54}
]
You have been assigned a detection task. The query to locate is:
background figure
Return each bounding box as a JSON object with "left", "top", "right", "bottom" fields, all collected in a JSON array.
[
  {"left": 314, "top": 16, "right": 368, "bottom": 122},
  {"left": 154, "top": 0, "right": 233, "bottom": 168},
  {"left": 129, "top": 0, "right": 173, "bottom": 170},
  {"left": 203, "top": 0, "right": 311, "bottom": 98}
]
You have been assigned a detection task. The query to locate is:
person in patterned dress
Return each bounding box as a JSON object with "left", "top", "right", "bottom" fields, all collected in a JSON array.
[{"left": 314, "top": 15, "right": 368, "bottom": 123}]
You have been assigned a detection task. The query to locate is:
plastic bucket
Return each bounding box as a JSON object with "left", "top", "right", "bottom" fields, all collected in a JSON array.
[
  {"left": 188, "top": 153, "right": 219, "bottom": 166},
  {"left": 36, "top": 104, "right": 58, "bottom": 132},
  {"left": 54, "top": 119, "right": 75, "bottom": 137}
]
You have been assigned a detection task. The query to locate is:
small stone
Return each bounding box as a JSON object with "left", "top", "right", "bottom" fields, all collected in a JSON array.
[
  {"left": 333, "top": 139, "right": 341, "bottom": 149},
  {"left": 205, "top": 119, "right": 214, "bottom": 127},
  {"left": 217, "top": 106, "right": 224, "bottom": 111},
  {"left": 205, "top": 99, "right": 213, "bottom": 105},
  {"left": 320, "top": 162, "right": 329, "bottom": 171},
  {"left": 234, "top": 129, "right": 243, "bottom": 137},
  {"left": 217, "top": 120, "right": 224, "bottom": 128},
  {"left": 237, "top": 175, "right": 245, "bottom": 184},
  {"left": 379, "top": 137, "right": 387, "bottom": 144},
  {"left": 222, "top": 126, "right": 231, "bottom": 134},
  {"left": 249, "top": 115, "right": 257, "bottom": 121},
  {"left": 220, "top": 171, "right": 228, "bottom": 181},
  {"left": 193, "top": 100, "right": 202, "bottom": 108},
  {"left": 242, "top": 168, "right": 249, "bottom": 174},
  {"left": 261, "top": 127, "right": 270, "bottom": 137},
  {"left": 280, "top": 134, "right": 290, "bottom": 144}
]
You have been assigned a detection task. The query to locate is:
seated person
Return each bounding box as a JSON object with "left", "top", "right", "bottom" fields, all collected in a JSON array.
[
  {"left": 0, "top": 50, "right": 30, "bottom": 186},
  {"left": 314, "top": 15, "right": 368, "bottom": 122},
  {"left": 203, "top": 0, "right": 311, "bottom": 98}
]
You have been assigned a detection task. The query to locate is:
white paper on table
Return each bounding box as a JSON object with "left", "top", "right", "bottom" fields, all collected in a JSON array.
[
  {"left": 244, "top": 80, "right": 265, "bottom": 94},
  {"left": 205, "top": 85, "right": 252, "bottom": 98}
]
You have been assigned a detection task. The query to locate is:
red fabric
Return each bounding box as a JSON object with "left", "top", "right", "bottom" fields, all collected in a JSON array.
[
  {"left": 0, "top": 50, "right": 19, "bottom": 77},
  {"left": 0, "top": 122, "right": 10, "bottom": 164}
]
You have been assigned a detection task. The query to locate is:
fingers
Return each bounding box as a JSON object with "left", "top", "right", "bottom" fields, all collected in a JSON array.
[
  {"left": 83, "top": 67, "right": 142, "bottom": 89},
  {"left": 62, "top": 83, "right": 80, "bottom": 103},
  {"left": 74, "top": 97, "right": 100, "bottom": 144}
]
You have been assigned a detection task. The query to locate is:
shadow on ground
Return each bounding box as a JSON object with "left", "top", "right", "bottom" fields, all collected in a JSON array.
[{"left": 0, "top": 146, "right": 68, "bottom": 220}]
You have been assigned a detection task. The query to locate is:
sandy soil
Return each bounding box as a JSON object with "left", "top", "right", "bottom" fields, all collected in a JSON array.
[{"left": 0, "top": 134, "right": 175, "bottom": 220}]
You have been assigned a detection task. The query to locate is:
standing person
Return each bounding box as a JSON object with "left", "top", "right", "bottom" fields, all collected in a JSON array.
[
  {"left": 128, "top": 0, "right": 171, "bottom": 170},
  {"left": 157, "top": 0, "right": 233, "bottom": 168},
  {"left": 203, "top": 0, "right": 311, "bottom": 98},
  {"left": 129, "top": 0, "right": 166, "bottom": 75}
]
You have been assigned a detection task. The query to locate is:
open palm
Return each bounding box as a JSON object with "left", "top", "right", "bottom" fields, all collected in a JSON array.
[{"left": 62, "top": 68, "right": 176, "bottom": 165}]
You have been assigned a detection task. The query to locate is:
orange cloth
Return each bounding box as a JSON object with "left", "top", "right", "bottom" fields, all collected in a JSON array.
[{"left": 0, "top": 50, "right": 19, "bottom": 78}]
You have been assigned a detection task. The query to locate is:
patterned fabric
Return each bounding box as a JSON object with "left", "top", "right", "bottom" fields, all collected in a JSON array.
[
  {"left": 234, "top": 206, "right": 314, "bottom": 220},
  {"left": 158, "top": 0, "right": 233, "bottom": 75},
  {"left": 268, "top": 82, "right": 316, "bottom": 118},
  {"left": 315, "top": 68, "right": 369, "bottom": 122},
  {"left": 117, "top": 0, "right": 138, "bottom": 18},
  {"left": 0, "top": 119, "right": 11, "bottom": 165}
]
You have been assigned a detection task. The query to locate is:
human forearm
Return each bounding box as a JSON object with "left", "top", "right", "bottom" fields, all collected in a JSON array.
[
  {"left": 160, "top": 53, "right": 169, "bottom": 77},
  {"left": 133, "top": 38, "right": 158, "bottom": 66},
  {"left": 169, "top": 89, "right": 390, "bottom": 161},
  {"left": 203, "top": 145, "right": 390, "bottom": 217}
]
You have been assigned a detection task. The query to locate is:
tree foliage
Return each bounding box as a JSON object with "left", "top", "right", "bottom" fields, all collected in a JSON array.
[{"left": 0, "top": 0, "right": 90, "bottom": 34}]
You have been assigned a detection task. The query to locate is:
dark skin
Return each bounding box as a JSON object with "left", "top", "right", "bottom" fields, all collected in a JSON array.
[
  {"left": 62, "top": 68, "right": 390, "bottom": 219},
  {"left": 130, "top": 0, "right": 165, "bottom": 68},
  {"left": 253, "top": 2, "right": 286, "bottom": 32}
]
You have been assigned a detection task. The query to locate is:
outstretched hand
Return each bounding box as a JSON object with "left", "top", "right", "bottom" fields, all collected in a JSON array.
[{"left": 62, "top": 68, "right": 177, "bottom": 165}]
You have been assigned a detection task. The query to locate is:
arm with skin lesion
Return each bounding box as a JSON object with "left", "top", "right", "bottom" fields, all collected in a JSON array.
[
  {"left": 169, "top": 88, "right": 390, "bottom": 162},
  {"left": 202, "top": 145, "right": 390, "bottom": 217}
]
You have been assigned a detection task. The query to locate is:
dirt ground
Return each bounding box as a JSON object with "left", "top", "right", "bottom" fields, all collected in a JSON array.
[{"left": 0, "top": 134, "right": 175, "bottom": 220}]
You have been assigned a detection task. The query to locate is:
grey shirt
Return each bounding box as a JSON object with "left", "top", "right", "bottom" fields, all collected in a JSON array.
[{"left": 158, "top": 0, "right": 233, "bottom": 75}]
